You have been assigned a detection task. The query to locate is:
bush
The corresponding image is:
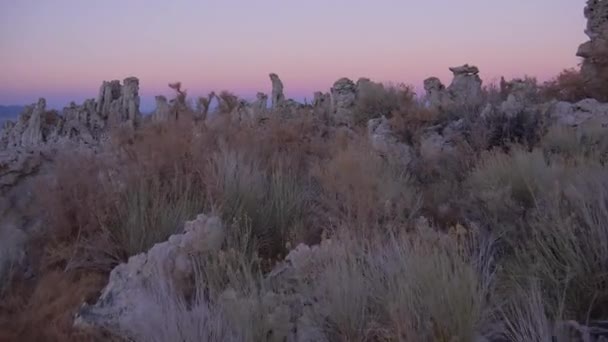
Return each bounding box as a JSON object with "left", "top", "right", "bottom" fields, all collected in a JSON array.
[
  {"left": 542, "top": 122, "right": 608, "bottom": 163},
  {"left": 541, "top": 68, "right": 589, "bottom": 102},
  {"left": 300, "top": 223, "right": 496, "bottom": 341},
  {"left": 509, "top": 164, "right": 608, "bottom": 320},
  {"left": 312, "top": 139, "right": 420, "bottom": 231},
  {"left": 353, "top": 81, "right": 414, "bottom": 125},
  {"left": 207, "top": 145, "right": 311, "bottom": 257}
]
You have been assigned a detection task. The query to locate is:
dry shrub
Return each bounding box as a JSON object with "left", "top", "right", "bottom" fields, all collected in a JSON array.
[
  {"left": 508, "top": 163, "right": 608, "bottom": 321},
  {"left": 206, "top": 145, "right": 311, "bottom": 257},
  {"left": 217, "top": 90, "right": 239, "bottom": 113},
  {"left": 0, "top": 271, "right": 111, "bottom": 342},
  {"left": 353, "top": 82, "right": 415, "bottom": 126},
  {"left": 300, "top": 223, "right": 496, "bottom": 342},
  {"left": 542, "top": 122, "right": 608, "bottom": 163},
  {"left": 541, "top": 68, "right": 589, "bottom": 102},
  {"left": 313, "top": 139, "right": 421, "bottom": 232},
  {"left": 468, "top": 147, "right": 559, "bottom": 213}
]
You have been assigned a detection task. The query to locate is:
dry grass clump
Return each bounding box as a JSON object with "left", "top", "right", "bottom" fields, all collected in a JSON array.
[
  {"left": 353, "top": 81, "right": 415, "bottom": 125},
  {"left": 541, "top": 68, "right": 590, "bottom": 102},
  {"left": 312, "top": 139, "right": 421, "bottom": 232},
  {"left": 301, "top": 224, "right": 496, "bottom": 342},
  {"left": 542, "top": 122, "right": 608, "bottom": 163},
  {"left": 508, "top": 164, "right": 608, "bottom": 321}
]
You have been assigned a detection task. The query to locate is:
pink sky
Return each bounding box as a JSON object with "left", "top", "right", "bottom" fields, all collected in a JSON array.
[{"left": 0, "top": 0, "right": 588, "bottom": 111}]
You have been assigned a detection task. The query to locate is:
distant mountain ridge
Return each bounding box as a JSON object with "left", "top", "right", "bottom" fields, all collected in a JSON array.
[{"left": 0, "top": 105, "right": 24, "bottom": 124}]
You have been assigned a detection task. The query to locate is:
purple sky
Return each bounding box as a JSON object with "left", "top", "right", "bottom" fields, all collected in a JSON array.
[{"left": 0, "top": 0, "right": 588, "bottom": 111}]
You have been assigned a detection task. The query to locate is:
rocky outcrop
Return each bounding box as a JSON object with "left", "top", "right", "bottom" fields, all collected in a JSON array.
[
  {"left": 424, "top": 64, "right": 483, "bottom": 111},
  {"left": 96, "top": 77, "right": 141, "bottom": 128},
  {"left": 96, "top": 80, "right": 122, "bottom": 118},
  {"left": 269, "top": 73, "right": 285, "bottom": 109},
  {"left": 152, "top": 96, "right": 171, "bottom": 122},
  {"left": 74, "top": 213, "right": 225, "bottom": 336},
  {"left": 499, "top": 78, "right": 539, "bottom": 118},
  {"left": 61, "top": 100, "right": 103, "bottom": 144},
  {"left": 0, "top": 149, "right": 42, "bottom": 192},
  {"left": 331, "top": 78, "right": 357, "bottom": 126},
  {"left": 420, "top": 131, "right": 455, "bottom": 161},
  {"left": 252, "top": 92, "right": 268, "bottom": 112},
  {"left": 577, "top": 0, "right": 608, "bottom": 101},
  {"left": 424, "top": 77, "right": 452, "bottom": 111},
  {"left": 1, "top": 78, "right": 141, "bottom": 151},
  {"left": 547, "top": 98, "right": 608, "bottom": 126},
  {"left": 367, "top": 116, "right": 413, "bottom": 165},
  {"left": 448, "top": 64, "right": 483, "bottom": 107},
  {"left": 20, "top": 99, "right": 46, "bottom": 147}
]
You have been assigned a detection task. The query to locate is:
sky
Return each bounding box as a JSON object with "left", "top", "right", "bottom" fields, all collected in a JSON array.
[{"left": 0, "top": 0, "right": 588, "bottom": 111}]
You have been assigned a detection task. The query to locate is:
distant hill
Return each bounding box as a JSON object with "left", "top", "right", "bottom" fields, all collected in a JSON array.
[{"left": 0, "top": 105, "right": 24, "bottom": 124}]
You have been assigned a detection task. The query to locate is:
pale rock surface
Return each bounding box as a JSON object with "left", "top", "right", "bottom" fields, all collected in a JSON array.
[
  {"left": 152, "top": 96, "right": 171, "bottom": 122},
  {"left": 447, "top": 64, "right": 483, "bottom": 108},
  {"left": 252, "top": 92, "right": 268, "bottom": 112},
  {"left": 499, "top": 79, "right": 539, "bottom": 118},
  {"left": 424, "top": 65, "right": 483, "bottom": 111},
  {"left": 424, "top": 77, "right": 452, "bottom": 111},
  {"left": 547, "top": 98, "right": 608, "bottom": 126},
  {"left": 330, "top": 78, "right": 357, "bottom": 126},
  {"left": 74, "top": 214, "right": 225, "bottom": 336},
  {"left": 269, "top": 73, "right": 285, "bottom": 108},
  {"left": 420, "top": 131, "right": 455, "bottom": 160},
  {"left": 578, "top": 0, "right": 608, "bottom": 101},
  {"left": 20, "top": 98, "right": 47, "bottom": 147},
  {"left": 96, "top": 80, "right": 122, "bottom": 118},
  {"left": 367, "top": 116, "right": 413, "bottom": 165}
]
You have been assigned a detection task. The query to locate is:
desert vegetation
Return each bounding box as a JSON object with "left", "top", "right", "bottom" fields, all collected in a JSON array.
[{"left": 2, "top": 1, "right": 608, "bottom": 340}]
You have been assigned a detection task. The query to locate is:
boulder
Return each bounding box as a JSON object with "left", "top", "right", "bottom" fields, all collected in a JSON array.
[
  {"left": 547, "top": 98, "right": 608, "bottom": 126},
  {"left": 331, "top": 78, "right": 357, "bottom": 126},
  {"left": 74, "top": 213, "right": 225, "bottom": 336}
]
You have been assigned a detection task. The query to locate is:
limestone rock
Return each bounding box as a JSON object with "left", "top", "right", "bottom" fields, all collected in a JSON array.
[
  {"left": 0, "top": 121, "right": 15, "bottom": 149},
  {"left": 447, "top": 64, "right": 483, "bottom": 108},
  {"left": 101, "top": 77, "right": 141, "bottom": 128},
  {"left": 420, "top": 131, "right": 455, "bottom": 160},
  {"left": 424, "top": 77, "right": 452, "bottom": 111},
  {"left": 152, "top": 96, "right": 171, "bottom": 122},
  {"left": 313, "top": 92, "right": 330, "bottom": 108},
  {"left": 253, "top": 92, "right": 268, "bottom": 112},
  {"left": 61, "top": 100, "right": 99, "bottom": 144},
  {"left": 330, "top": 78, "right": 357, "bottom": 126},
  {"left": 269, "top": 73, "right": 285, "bottom": 108},
  {"left": 96, "top": 80, "right": 122, "bottom": 118},
  {"left": 578, "top": 0, "right": 608, "bottom": 101},
  {"left": 367, "top": 116, "right": 413, "bottom": 165},
  {"left": 74, "top": 213, "right": 225, "bottom": 336},
  {"left": 547, "top": 98, "right": 608, "bottom": 126},
  {"left": 424, "top": 65, "right": 483, "bottom": 111},
  {"left": 0, "top": 149, "right": 42, "bottom": 192},
  {"left": 20, "top": 98, "right": 46, "bottom": 147},
  {"left": 499, "top": 78, "right": 539, "bottom": 118}
]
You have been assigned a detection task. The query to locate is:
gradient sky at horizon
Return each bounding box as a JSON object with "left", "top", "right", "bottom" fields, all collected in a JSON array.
[{"left": 0, "top": 0, "right": 588, "bottom": 111}]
